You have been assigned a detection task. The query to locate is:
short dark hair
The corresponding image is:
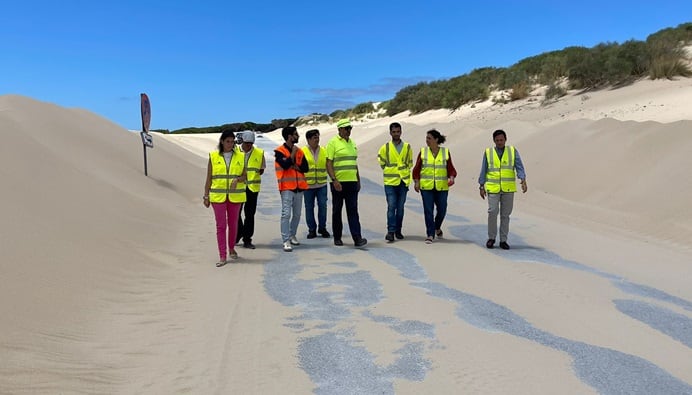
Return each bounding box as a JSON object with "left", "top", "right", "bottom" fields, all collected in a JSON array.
[
  {"left": 218, "top": 129, "right": 235, "bottom": 153},
  {"left": 282, "top": 126, "right": 297, "bottom": 141},
  {"left": 427, "top": 129, "right": 446, "bottom": 144},
  {"left": 305, "top": 129, "right": 320, "bottom": 139},
  {"left": 389, "top": 122, "right": 401, "bottom": 131},
  {"left": 492, "top": 129, "right": 507, "bottom": 139}
]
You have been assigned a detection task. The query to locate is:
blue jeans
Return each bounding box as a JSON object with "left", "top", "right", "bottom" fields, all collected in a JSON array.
[
  {"left": 280, "top": 190, "right": 303, "bottom": 242},
  {"left": 384, "top": 182, "right": 408, "bottom": 233},
  {"left": 303, "top": 185, "right": 328, "bottom": 232},
  {"left": 420, "top": 189, "right": 448, "bottom": 238}
]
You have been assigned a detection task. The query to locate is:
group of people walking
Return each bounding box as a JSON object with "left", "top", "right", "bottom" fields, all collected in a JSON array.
[{"left": 203, "top": 120, "right": 527, "bottom": 267}]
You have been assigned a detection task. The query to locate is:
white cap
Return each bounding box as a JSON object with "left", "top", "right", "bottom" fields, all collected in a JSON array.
[{"left": 241, "top": 131, "right": 255, "bottom": 143}]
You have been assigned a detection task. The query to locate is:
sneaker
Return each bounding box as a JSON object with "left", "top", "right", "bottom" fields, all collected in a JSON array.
[
  {"left": 385, "top": 232, "right": 395, "bottom": 242},
  {"left": 243, "top": 242, "right": 256, "bottom": 249},
  {"left": 354, "top": 238, "right": 368, "bottom": 247},
  {"left": 283, "top": 241, "right": 293, "bottom": 252},
  {"left": 334, "top": 239, "right": 344, "bottom": 246},
  {"left": 306, "top": 231, "right": 317, "bottom": 239},
  {"left": 499, "top": 241, "right": 510, "bottom": 250},
  {"left": 425, "top": 237, "right": 433, "bottom": 244},
  {"left": 395, "top": 232, "right": 404, "bottom": 240},
  {"left": 318, "top": 228, "right": 331, "bottom": 238},
  {"left": 216, "top": 259, "right": 227, "bottom": 267},
  {"left": 290, "top": 236, "right": 300, "bottom": 245},
  {"left": 486, "top": 239, "right": 495, "bottom": 249},
  {"left": 229, "top": 250, "right": 239, "bottom": 260},
  {"left": 435, "top": 229, "right": 443, "bottom": 238}
]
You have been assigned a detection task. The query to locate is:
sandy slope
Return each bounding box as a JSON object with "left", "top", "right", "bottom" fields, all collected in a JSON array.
[{"left": 1, "top": 78, "right": 691, "bottom": 394}]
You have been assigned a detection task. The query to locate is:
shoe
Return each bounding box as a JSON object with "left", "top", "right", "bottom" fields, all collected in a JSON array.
[
  {"left": 229, "top": 250, "right": 239, "bottom": 260},
  {"left": 395, "top": 232, "right": 404, "bottom": 240},
  {"left": 354, "top": 238, "right": 368, "bottom": 247},
  {"left": 283, "top": 241, "right": 293, "bottom": 252},
  {"left": 385, "top": 232, "right": 395, "bottom": 242},
  {"left": 486, "top": 239, "right": 495, "bottom": 249},
  {"left": 290, "top": 236, "right": 300, "bottom": 245},
  {"left": 435, "top": 229, "right": 443, "bottom": 238},
  {"left": 242, "top": 242, "right": 256, "bottom": 249},
  {"left": 425, "top": 237, "right": 433, "bottom": 244},
  {"left": 216, "top": 259, "right": 227, "bottom": 267},
  {"left": 499, "top": 241, "right": 510, "bottom": 250},
  {"left": 307, "top": 231, "right": 317, "bottom": 239},
  {"left": 318, "top": 228, "right": 331, "bottom": 238},
  {"left": 334, "top": 239, "right": 343, "bottom": 246}
]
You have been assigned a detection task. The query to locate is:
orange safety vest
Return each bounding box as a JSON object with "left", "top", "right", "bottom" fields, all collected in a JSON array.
[{"left": 274, "top": 145, "right": 309, "bottom": 191}]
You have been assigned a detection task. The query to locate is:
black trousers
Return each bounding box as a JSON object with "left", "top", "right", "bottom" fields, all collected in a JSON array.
[
  {"left": 236, "top": 188, "right": 259, "bottom": 243},
  {"left": 330, "top": 181, "right": 362, "bottom": 242}
]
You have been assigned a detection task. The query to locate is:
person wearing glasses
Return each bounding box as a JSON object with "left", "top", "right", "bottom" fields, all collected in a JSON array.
[
  {"left": 235, "top": 131, "right": 265, "bottom": 250},
  {"left": 301, "top": 129, "right": 331, "bottom": 239},
  {"left": 274, "top": 126, "right": 309, "bottom": 252},
  {"left": 478, "top": 129, "right": 527, "bottom": 250},
  {"left": 412, "top": 129, "right": 457, "bottom": 244},
  {"left": 326, "top": 119, "right": 367, "bottom": 247}
]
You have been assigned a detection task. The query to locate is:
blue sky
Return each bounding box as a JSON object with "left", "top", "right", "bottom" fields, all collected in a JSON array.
[{"left": 1, "top": 1, "right": 690, "bottom": 131}]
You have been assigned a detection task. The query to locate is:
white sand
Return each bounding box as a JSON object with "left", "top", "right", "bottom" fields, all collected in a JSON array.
[{"left": 1, "top": 77, "right": 691, "bottom": 394}]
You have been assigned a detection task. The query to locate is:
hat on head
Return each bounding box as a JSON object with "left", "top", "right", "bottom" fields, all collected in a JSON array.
[
  {"left": 336, "top": 119, "right": 352, "bottom": 129},
  {"left": 241, "top": 131, "right": 255, "bottom": 143}
]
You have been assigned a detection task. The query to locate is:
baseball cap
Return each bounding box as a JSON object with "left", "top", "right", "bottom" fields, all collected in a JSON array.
[
  {"left": 336, "top": 119, "right": 352, "bottom": 129},
  {"left": 241, "top": 131, "right": 255, "bottom": 143}
]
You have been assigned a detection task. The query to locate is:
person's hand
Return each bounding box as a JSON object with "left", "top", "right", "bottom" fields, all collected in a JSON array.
[
  {"left": 414, "top": 182, "right": 420, "bottom": 193},
  {"left": 203, "top": 196, "right": 210, "bottom": 208},
  {"left": 521, "top": 179, "right": 528, "bottom": 193},
  {"left": 479, "top": 186, "right": 486, "bottom": 200},
  {"left": 332, "top": 180, "right": 342, "bottom": 192},
  {"left": 448, "top": 176, "right": 455, "bottom": 187}
]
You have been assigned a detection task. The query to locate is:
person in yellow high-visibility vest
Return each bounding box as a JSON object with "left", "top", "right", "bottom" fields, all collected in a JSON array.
[
  {"left": 412, "top": 129, "right": 457, "bottom": 244},
  {"left": 235, "top": 131, "right": 265, "bottom": 250},
  {"left": 377, "top": 122, "right": 412, "bottom": 242},
  {"left": 478, "top": 129, "right": 528, "bottom": 250},
  {"left": 301, "top": 129, "right": 330, "bottom": 239},
  {"left": 203, "top": 130, "right": 247, "bottom": 267}
]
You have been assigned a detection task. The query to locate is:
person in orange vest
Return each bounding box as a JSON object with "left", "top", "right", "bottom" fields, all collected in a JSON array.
[
  {"left": 203, "top": 130, "right": 247, "bottom": 266},
  {"left": 274, "top": 126, "right": 309, "bottom": 252}
]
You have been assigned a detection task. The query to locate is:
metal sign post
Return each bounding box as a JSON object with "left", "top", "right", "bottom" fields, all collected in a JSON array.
[{"left": 140, "top": 93, "right": 153, "bottom": 176}]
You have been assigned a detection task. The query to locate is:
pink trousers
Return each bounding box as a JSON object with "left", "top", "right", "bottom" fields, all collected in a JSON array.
[{"left": 211, "top": 201, "right": 242, "bottom": 260}]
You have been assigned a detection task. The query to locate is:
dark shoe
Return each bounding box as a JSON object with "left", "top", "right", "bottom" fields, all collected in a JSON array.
[
  {"left": 395, "top": 232, "right": 404, "bottom": 240},
  {"left": 486, "top": 239, "right": 495, "bottom": 249},
  {"left": 354, "top": 238, "right": 368, "bottom": 247},
  {"left": 318, "top": 228, "right": 331, "bottom": 238},
  {"left": 435, "top": 229, "right": 443, "bottom": 238},
  {"left": 499, "top": 241, "right": 510, "bottom": 250},
  {"left": 385, "top": 232, "right": 395, "bottom": 242},
  {"left": 307, "top": 231, "right": 317, "bottom": 239},
  {"left": 334, "top": 239, "right": 343, "bottom": 246},
  {"left": 243, "top": 242, "right": 256, "bottom": 249}
]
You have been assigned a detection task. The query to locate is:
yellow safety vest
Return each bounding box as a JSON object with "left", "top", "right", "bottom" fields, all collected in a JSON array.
[
  {"left": 419, "top": 147, "right": 449, "bottom": 191},
  {"left": 209, "top": 151, "right": 247, "bottom": 203},
  {"left": 243, "top": 147, "right": 264, "bottom": 193},
  {"left": 378, "top": 141, "right": 412, "bottom": 186},
  {"left": 484, "top": 146, "right": 517, "bottom": 193},
  {"left": 301, "top": 146, "right": 328, "bottom": 185},
  {"left": 327, "top": 136, "right": 358, "bottom": 182}
]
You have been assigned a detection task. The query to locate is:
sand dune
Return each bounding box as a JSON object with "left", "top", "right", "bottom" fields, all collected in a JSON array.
[{"left": 1, "top": 78, "right": 691, "bottom": 394}]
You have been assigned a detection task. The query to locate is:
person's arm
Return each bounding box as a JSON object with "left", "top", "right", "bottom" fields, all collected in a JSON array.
[
  {"left": 326, "top": 159, "right": 341, "bottom": 191},
  {"left": 275, "top": 148, "right": 293, "bottom": 170},
  {"left": 203, "top": 158, "right": 212, "bottom": 207},
  {"left": 478, "top": 152, "right": 488, "bottom": 199},
  {"left": 297, "top": 150, "right": 309, "bottom": 173},
  {"left": 446, "top": 153, "right": 457, "bottom": 186},
  {"left": 412, "top": 153, "right": 422, "bottom": 193},
  {"left": 514, "top": 148, "right": 527, "bottom": 193},
  {"left": 377, "top": 145, "right": 387, "bottom": 169},
  {"left": 259, "top": 155, "right": 266, "bottom": 175}
]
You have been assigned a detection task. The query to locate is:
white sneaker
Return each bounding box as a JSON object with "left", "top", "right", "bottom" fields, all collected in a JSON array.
[
  {"left": 283, "top": 241, "right": 293, "bottom": 252},
  {"left": 290, "top": 236, "right": 300, "bottom": 245}
]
